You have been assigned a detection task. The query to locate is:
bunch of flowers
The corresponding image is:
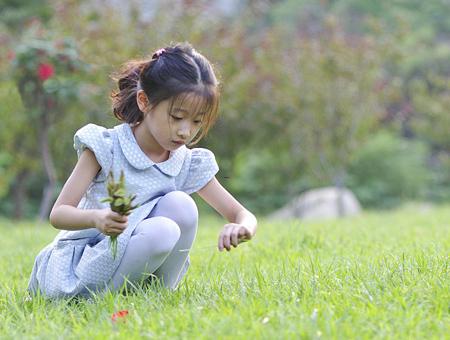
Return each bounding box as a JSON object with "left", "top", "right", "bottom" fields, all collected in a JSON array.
[{"left": 101, "top": 170, "right": 139, "bottom": 259}]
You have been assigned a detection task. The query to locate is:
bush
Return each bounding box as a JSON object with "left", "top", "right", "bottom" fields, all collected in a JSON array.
[
  {"left": 229, "top": 148, "right": 312, "bottom": 214},
  {"left": 427, "top": 151, "right": 450, "bottom": 202},
  {"left": 229, "top": 150, "right": 287, "bottom": 213},
  {"left": 346, "top": 131, "right": 429, "bottom": 208}
]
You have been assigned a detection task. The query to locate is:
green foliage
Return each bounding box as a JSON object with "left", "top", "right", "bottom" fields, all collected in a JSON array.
[
  {"left": 230, "top": 149, "right": 299, "bottom": 213},
  {"left": 0, "top": 153, "right": 12, "bottom": 198},
  {"left": 274, "top": 21, "right": 384, "bottom": 184},
  {"left": 102, "top": 171, "right": 139, "bottom": 216},
  {"left": 427, "top": 151, "right": 450, "bottom": 202},
  {"left": 11, "top": 31, "right": 86, "bottom": 117},
  {"left": 0, "top": 82, "right": 39, "bottom": 202},
  {"left": 346, "top": 131, "right": 429, "bottom": 208},
  {"left": 229, "top": 145, "right": 324, "bottom": 214},
  {"left": 1, "top": 0, "right": 450, "bottom": 218},
  {"left": 410, "top": 73, "right": 450, "bottom": 150},
  {"left": 0, "top": 0, "right": 53, "bottom": 31},
  {"left": 1, "top": 22, "right": 91, "bottom": 219}
]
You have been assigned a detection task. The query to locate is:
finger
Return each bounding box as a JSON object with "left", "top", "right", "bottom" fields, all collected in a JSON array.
[
  {"left": 218, "top": 232, "right": 224, "bottom": 251},
  {"left": 112, "top": 212, "right": 128, "bottom": 222},
  {"left": 219, "top": 232, "right": 229, "bottom": 251},
  {"left": 109, "top": 227, "right": 125, "bottom": 234},
  {"left": 108, "top": 223, "right": 127, "bottom": 232},
  {"left": 104, "top": 230, "right": 117, "bottom": 237},
  {"left": 111, "top": 213, "right": 127, "bottom": 223},
  {"left": 117, "top": 224, "right": 128, "bottom": 232},
  {"left": 223, "top": 227, "right": 233, "bottom": 251},
  {"left": 106, "top": 222, "right": 127, "bottom": 233},
  {"left": 230, "top": 226, "right": 239, "bottom": 247},
  {"left": 104, "top": 229, "right": 115, "bottom": 236}
]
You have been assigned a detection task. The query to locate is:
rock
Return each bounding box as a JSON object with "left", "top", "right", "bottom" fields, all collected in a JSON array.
[{"left": 269, "top": 186, "right": 361, "bottom": 220}]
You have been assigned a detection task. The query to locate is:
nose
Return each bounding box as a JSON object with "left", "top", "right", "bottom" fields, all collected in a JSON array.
[{"left": 177, "top": 123, "right": 191, "bottom": 140}]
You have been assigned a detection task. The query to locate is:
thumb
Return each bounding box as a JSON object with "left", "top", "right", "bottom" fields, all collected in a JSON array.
[{"left": 238, "top": 226, "right": 252, "bottom": 240}]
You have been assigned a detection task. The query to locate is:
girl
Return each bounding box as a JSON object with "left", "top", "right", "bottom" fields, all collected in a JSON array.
[{"left": 28, "top": 42, "right": 257, "bottom": 298}]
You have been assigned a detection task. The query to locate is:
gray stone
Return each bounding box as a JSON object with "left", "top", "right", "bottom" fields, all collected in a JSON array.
[{"left": 269, "top": 186, "right": 361, "bottom": 220}]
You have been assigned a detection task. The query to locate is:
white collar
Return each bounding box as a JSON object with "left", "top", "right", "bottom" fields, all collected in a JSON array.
[{"left": 115, "top": 123, "right": 187, "bottom": 176}]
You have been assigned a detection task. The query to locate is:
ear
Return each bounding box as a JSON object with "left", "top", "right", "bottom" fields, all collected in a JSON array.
[{"left": 136, "top": 90, "right": 150, "bottom": 112}]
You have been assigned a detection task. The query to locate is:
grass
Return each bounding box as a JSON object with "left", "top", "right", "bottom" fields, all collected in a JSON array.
[{"left": 0, "top": 203, "right": 449, "bottom": 339}]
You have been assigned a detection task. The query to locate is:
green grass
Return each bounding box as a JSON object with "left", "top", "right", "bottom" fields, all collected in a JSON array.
[{"left": 0, "top": 203, "right": 449, "bottom": 339}]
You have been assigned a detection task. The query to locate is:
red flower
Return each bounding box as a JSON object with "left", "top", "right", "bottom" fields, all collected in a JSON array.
[
  {"left": 111, "top": 310, "right": 129, "bottom": 323},
  {"left": 37, "top": 63, "right": 54, "bottom": 81}
]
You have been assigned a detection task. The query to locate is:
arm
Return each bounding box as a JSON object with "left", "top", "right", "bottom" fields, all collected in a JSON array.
[
  {"left": 49, "top": 149, "right": 127, "bottom": 234},
  {"left": 197, "top": 177, "right": 257, "bottom": 251}
]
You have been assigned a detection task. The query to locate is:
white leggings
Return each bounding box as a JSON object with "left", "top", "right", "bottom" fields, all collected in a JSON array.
[{"left": 109, "top": 191, "right": 198, "bottom": 290}]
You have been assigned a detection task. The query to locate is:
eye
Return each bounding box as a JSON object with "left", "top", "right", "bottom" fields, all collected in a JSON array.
[
  {"left": 194, "top": 120, "right": 203, "bottom": 124},
  {"left": 170, "top": 115, "right": 183, "bottom": 121}
]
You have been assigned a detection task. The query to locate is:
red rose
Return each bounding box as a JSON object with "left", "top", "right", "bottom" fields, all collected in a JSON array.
[{"left": 37, "top": 63, "right": 54, "bottom": 81}]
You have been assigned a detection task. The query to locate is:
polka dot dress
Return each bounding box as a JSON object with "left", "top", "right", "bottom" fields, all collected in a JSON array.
[{"left": 28, "top": 123, "right": 219, "bottom": 298}]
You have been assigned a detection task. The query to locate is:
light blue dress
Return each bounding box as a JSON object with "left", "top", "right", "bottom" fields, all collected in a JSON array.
[{"left": 28, "top": 123, "right": 219, "bottom": 298}]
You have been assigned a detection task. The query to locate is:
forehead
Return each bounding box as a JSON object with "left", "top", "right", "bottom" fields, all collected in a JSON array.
[{"left": 170, "top": 93, "right": 210, "bottom": 116}]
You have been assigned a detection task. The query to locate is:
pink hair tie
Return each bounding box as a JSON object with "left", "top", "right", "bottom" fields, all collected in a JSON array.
[{"left": 152, "top": 48, "right": 166, "bottom": 59}]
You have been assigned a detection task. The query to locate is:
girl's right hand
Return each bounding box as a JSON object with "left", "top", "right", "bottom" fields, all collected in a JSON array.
[{"left": 94, "top": 208, "right": 128, "bottom": 237}]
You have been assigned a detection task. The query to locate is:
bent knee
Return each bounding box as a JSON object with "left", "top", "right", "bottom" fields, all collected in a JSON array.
[
  {"left": 164, "top": 191, "right": 196, "bottom": 207},
  {"left": 137, "top": 217, "right": 181, "bottom": 254},
  {"left": 153, "top": 216, "right": 181, "bottom": 243},
  {"left": 161, "top": 191, "right": 198, "bottom": 230}
]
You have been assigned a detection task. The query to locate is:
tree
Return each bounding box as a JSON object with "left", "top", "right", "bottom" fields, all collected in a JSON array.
[{"left": 11, "top": 23, "right": 86, "bottom": 219}]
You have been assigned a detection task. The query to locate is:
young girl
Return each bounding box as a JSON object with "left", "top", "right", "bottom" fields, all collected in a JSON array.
[{"left": 28, "top": 42, "right": 257, "bottom": 298}]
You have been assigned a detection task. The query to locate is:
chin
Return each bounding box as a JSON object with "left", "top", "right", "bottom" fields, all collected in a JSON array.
[
  {"left": 169, "top": 141, "right": 185, "bottom": 150},
  {"left": 167, "top": 144, "right": 182, "bottom": 151}
]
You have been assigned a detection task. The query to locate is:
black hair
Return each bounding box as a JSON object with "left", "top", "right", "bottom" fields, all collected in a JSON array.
[{"left": 110, "top": 42, "right": 220, "bottom": 144}]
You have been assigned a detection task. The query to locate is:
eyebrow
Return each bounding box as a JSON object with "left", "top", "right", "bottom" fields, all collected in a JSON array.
[
  {"left": 173, "top": 108, "right": 206, "bottom": 115},
  {"left": 173, "top": 108, "right": 189, "bottom": 114}
]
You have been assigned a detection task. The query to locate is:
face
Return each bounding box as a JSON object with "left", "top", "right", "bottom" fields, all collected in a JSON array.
[{"left": 137, "top": 90, "right": 204, "bottom": 152}]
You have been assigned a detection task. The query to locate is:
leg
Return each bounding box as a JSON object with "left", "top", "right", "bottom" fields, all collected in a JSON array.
[
  {"left": 150, "top": 191, "right": 198, "bottom": 289},
  {"left": 109, "top": 216, "right": 180, "bottom": 291}
]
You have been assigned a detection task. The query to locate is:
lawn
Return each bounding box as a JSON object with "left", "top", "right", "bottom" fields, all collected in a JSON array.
[{"left": 0, "top": 203, "right": 449, "bottom": 339}]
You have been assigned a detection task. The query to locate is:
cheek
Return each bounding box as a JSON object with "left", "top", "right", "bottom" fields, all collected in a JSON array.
[
  {"left": 156, "top": 115, "right": 171, "bottom": 133},
  {"left": 160, "top": 125, "right": 172, "bottom": 138},
  {"left": 149, "top": 120, "right": 168, "bottom": 139},
  {"left": 193, "top": 124, "right": 202, "bottom": 134},
  {"left": 188, "top": 126, "right": 201, "bottom": 141}
]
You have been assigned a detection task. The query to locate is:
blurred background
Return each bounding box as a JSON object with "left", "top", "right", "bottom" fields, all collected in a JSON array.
[{"left": 0, "top": 0, "right": 449, "bottom": 220}]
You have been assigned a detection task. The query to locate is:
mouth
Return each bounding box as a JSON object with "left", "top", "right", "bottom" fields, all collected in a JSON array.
[{"left": 172, "top": 140, "right": 185, "bottom": 146}]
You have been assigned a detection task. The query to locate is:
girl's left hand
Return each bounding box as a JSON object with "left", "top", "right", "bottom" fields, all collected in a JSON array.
[{"left": 218, "top": 223, "right": 253, "bottom": 252}]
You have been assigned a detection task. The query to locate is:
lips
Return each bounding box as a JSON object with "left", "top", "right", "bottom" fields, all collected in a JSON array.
[{"left": 172, "top": 140, "right": 185, "bottom": 146}]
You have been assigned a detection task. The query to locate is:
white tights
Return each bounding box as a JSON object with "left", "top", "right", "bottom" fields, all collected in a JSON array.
[{"left": 109, "top": 191, "right": 198, "bottom": 290}]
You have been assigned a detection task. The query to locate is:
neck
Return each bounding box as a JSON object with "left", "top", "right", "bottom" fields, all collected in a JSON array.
[{"left": 131, "top": 123, "right": 169, "bottom": 163}]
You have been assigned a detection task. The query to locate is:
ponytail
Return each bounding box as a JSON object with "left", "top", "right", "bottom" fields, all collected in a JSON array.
[{"left": 110, "top": 60, "right": 148, "bottom": 125}]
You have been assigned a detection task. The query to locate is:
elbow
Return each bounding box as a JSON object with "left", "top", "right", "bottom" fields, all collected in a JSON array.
[{"left": 49, "top": 206, "right": 62, "bottom": 229}]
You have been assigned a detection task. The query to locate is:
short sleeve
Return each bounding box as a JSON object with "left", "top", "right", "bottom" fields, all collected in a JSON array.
[
  {"left": 73, "top": 124, "right": 113, "bottom": 182},
  {"left": 181, "top": 148, "right": 219, "bottom": 194}
]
